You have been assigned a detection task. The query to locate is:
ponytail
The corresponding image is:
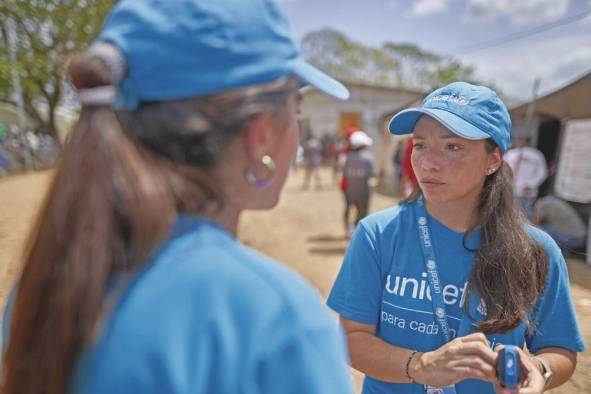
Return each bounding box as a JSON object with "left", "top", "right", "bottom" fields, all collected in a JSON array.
[{"left": 2, "top": 49, "right": 177, "bottom": 394}]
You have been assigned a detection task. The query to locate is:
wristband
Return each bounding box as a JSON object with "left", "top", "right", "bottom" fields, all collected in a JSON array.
[{"left": 405, "top": 350, "right": 420, "bottom": 383}]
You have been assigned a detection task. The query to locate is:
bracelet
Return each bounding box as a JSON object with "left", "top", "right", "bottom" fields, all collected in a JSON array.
[{"left": 405, "top": 350, "right": 420, "bottom": 383}]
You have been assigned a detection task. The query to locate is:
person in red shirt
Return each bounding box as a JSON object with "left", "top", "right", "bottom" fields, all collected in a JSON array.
[{"left": 401, "top": 137, "right": 417, "bottom": 197}]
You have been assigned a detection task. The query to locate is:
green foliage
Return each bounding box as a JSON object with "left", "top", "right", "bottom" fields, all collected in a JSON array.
[
  {"left": 302, "top": 29, "right": 401, "bottom": 86},
  {"left": 302, "top": 29, "right": 494, "bottom": 93},
  {"left": 0, "top": 0, "right": 116, "bottom": 139}
]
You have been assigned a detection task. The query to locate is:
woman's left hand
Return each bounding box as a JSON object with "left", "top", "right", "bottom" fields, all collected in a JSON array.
[{"left": 494, "top": 346, "right": 545, "bottom": 394}]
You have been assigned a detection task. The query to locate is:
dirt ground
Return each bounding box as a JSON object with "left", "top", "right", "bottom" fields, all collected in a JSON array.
[{"left": 1, "top": 168, "right": 590, "bottom": 393}]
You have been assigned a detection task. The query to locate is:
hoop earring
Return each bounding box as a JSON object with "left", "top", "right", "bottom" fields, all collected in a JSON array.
[{"left": 245, "top": 155, "right": 276, "bottom": 188}]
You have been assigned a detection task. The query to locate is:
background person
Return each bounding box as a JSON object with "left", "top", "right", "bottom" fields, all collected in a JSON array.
[
  {"left": 328, "top": 82, "right": 585, "bottom": 394},
  {"left": 504, "top": 136, "right": 548, "bottom": 219},
  {"left": 400, "top": 137, "right": 418, "bottom": 197},
  {"left": 342, "top": 130, "right": 375, "bottom": 238},
  {"left": 302, "top": 135, "right": 324, "bottom": 190},
  {"left": 0, "top": 1, "right": 353, "bottom": 394},
  {"left": 391, "top": 138, "right": 406, "bottom": 196},
  {"left": 533, "top": 195, "right": 587, "bottom": 252}
]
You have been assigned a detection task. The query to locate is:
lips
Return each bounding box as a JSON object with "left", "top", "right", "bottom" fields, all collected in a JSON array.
[{"left": 420, "top": 178, "right": 445, "bottom": 185}]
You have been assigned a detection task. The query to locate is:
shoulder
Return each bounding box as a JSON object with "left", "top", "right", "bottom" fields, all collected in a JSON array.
[
  {"left": 89, "top": 225, "right": 337, "bottom": 377},
  {"left": 358, "top": 202, "right": 411, "bottom": 238},
  {"left": 525, "top": 224, "right": 563, "bottom": 262},
  {"left": 161, "top": 231, "right": 325, "bottom": 315},
  {"left": 116, "top": 224, "right": 333, "bottom": 338}
]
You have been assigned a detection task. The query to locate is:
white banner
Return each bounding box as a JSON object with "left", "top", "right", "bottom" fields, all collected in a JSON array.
[{"left": 554, "top": 120, "right": 591, "bottom": 203}]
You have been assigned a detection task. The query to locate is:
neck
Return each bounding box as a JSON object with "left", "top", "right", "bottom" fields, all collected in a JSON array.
[
  {"left": 424, "top": 194, "right": 480, "bottom": 233},
  {"left": 201, "top": 203, "right": 241, "bottom": 237}
]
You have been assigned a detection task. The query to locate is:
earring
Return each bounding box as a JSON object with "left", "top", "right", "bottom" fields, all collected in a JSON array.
[
  {"left": 487, "top": 168, "right": 496, "bottom": 175},
  {"left": 245, "top": 155, "right": 276, "bottom": 188}
]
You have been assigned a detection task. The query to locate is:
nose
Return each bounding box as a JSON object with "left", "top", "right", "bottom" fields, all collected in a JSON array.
[{"left": 415, "top": 149, "right": 442, "bottom": 173}]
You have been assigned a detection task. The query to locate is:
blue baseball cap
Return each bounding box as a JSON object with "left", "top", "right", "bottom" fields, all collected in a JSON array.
[
  {"left": 388, "top": 82, "right": 511, "bottom": 152},
  {"left": 96, "top": 0, "right": 350, "bottom": 110}
]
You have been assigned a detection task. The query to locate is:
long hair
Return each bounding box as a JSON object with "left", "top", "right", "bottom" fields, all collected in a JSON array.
[
  {"left": 2, "top": 50, "right": 297, "bottom": 394},
  {"left": 405, "top": 140, "right": 548, "bottom": 334}
]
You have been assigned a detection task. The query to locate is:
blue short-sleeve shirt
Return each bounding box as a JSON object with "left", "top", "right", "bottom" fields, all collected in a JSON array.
[
  {"left": 3, "top": 216, "right": 353, "bottom": 394},
  {"left": 327, "top": 201, "right": 585, "bottom": 394}
]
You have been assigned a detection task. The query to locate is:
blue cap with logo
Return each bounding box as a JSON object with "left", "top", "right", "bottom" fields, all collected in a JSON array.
[
  {"left": 96, "top": 0, "right": 349, "bottom": 110},
  {"left": 388, "top": 82, "right": 511, "bottom": 152}
]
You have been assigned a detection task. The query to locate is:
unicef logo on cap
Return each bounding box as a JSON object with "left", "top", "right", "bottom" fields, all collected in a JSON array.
[
  {"left": 435, "top": 307, "right": 445, "bottom": 319},
  {"left": 418, "top": 217, "right": 427, "bottom": 226},
  {"left": 429, "top": 94, "right": 469, "bottom": 106},
  {"left": 427, "top": 260, "right": 436, "bottom": 270},
  {"left": 456, "top": 96, "right": 469, "bottom": 105}
]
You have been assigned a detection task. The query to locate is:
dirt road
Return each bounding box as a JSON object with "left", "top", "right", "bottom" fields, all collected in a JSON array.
[{"left": 1, "top": 168, "right": 590, "bottom": 393}]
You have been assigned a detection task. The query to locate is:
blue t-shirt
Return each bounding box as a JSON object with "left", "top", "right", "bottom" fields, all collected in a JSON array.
[
  {"left": 327, "top": 201, "right": 585, "bottom": 394},
  {"left": 3, "top": 216, "right": 353, "bottom": 394}
]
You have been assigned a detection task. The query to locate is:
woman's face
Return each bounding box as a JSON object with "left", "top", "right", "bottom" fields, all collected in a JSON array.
[{"left": 411, "top": 115, "right": 500, "bottom": 206}]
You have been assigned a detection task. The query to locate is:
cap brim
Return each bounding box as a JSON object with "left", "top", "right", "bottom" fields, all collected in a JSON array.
[
  {"left": 388, "top": 108, "right": 489, "bottom": 140},
  {"left": 291, "top": 60, "right": 350, "bottom": 100}
]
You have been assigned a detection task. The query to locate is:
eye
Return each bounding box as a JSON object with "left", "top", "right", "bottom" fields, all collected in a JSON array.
[
  {"left": 446, "top": 143, "right": 461, "bottom": 151},
  {"left": 413, "top": 142, "right": 425, "bottom": 150}
]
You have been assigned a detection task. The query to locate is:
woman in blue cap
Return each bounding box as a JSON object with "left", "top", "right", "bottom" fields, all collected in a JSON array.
[
  {"left": 1, "top": 1, "right": 353, "bottom": 394},
  {"left": 328, "top": 82, "right": 585, "bottom": 394}
]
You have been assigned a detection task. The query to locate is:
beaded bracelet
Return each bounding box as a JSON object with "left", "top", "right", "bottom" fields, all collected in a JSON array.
[{"left": 405, "top": 350, "right": 420, "bottom": 383}]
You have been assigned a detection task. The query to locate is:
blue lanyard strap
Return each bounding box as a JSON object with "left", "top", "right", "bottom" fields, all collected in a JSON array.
[{"left": 414, "top": 196, "right": 453, "bottom": 343}]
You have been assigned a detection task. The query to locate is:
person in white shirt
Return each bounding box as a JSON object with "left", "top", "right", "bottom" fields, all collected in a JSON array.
[{"left": 504, "top": 137, "right": 548, "bottom": 219}]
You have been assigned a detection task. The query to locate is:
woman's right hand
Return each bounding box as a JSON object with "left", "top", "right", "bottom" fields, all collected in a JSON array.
[{"left": 410, "top": 333, "right": 498, "bottom": 387}]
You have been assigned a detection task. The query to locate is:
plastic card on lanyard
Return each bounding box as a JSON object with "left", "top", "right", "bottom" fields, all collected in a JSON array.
[{"left": 415, "top": 196, "right": 458, "bottom": 394}]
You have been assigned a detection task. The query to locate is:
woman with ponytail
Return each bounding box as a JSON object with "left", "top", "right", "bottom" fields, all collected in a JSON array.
[
  {"left": 328, "top": 82, "right": 585, "bottom": 394},
  {"left": 1, "top": 1, "right": 354, "bottom": 394}
]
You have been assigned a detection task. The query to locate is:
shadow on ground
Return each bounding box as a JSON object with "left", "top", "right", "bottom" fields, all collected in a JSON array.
[
  {"left": 307, "top": 234, "right": 348, "bottom": 242},
  {"left": 307, "top": 233, "right": 348, "bottom": 256}
]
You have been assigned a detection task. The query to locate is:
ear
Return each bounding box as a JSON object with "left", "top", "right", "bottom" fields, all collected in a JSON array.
[
  {"left": 243, "top": 113, "right": 273, "bottom": 161},
  {"left": 487, "top": 147, "right": 503, "bottom": 173}
]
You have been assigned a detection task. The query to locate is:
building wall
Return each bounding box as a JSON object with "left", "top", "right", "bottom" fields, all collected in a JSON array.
[{"left": 299, "top": 84, "right": 422, "bottom": 195}]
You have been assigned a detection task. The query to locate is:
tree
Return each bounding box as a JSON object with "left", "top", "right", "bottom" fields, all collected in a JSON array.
[
  {"left": 301, "top": 29, "right": 495, "bottom": 94},
  {"left": 301, "top": 29, "right": 401, "bottom": 86},
  {"left": 0, "top": 0, "right": 116, "bottom": 142}
]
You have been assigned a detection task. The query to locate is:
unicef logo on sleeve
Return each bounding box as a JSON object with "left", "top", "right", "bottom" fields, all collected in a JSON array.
[
  {"left": 418, "top": 217, "right": 427, "bottom": 226},
  {"left": 435, "top": 307, "right": 445, "bottom": 319},
  {"left": 427, "top": 260, "right": 436, "bottom": 270},
  {"left": 477, "top": 299, "right": 488, "bottom": 316}
]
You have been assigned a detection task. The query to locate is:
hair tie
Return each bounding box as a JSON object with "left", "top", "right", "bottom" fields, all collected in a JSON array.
[
  {"left": 87, "top": 42, "right": 127, "bottom": 85},
  {"left": 77, "top": 86, "right": 117, "bottom": 106}
]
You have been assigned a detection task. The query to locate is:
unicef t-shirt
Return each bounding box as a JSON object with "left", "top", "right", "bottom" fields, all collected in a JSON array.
[
  {"left": 327, "top": 201, "right": 585, "bottom": 394},
  {"left": 3, "top": 216, "right": 353, "bottom": 394}
]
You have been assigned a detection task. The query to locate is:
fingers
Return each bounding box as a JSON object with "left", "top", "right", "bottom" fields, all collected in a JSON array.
[
  {"left": 493, "top": 381, "right": 519, "bottom": 394},
  {"left": 459, "top": 332, "right": 490, "bottom": 344},
  {"left": 450, "top": 356, "right": 497, "bottom": 381},
  {"left": 453, "top": 340, "right": 497, "bottom": 365},
  {"left": 494, "top": 345, "right": 545, "bottom": 394},
  {"left": 515, "top": 349, "right": 545, "bottom": 394}
]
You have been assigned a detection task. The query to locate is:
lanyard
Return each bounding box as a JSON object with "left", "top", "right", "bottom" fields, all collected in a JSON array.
[
  {"left": 414, "top": 197, "right": 459, "bottom": 394},
  {"left": 413, "top": 196, "right": 453, "bottom": 343}
]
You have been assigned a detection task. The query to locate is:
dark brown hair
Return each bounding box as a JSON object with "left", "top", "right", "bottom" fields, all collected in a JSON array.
[
  {"left": 405, "top": 139, "right": 548, "bottom": 334},
  {"left": 2, "top": 51, "right": 297, "bottom": 394}
]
